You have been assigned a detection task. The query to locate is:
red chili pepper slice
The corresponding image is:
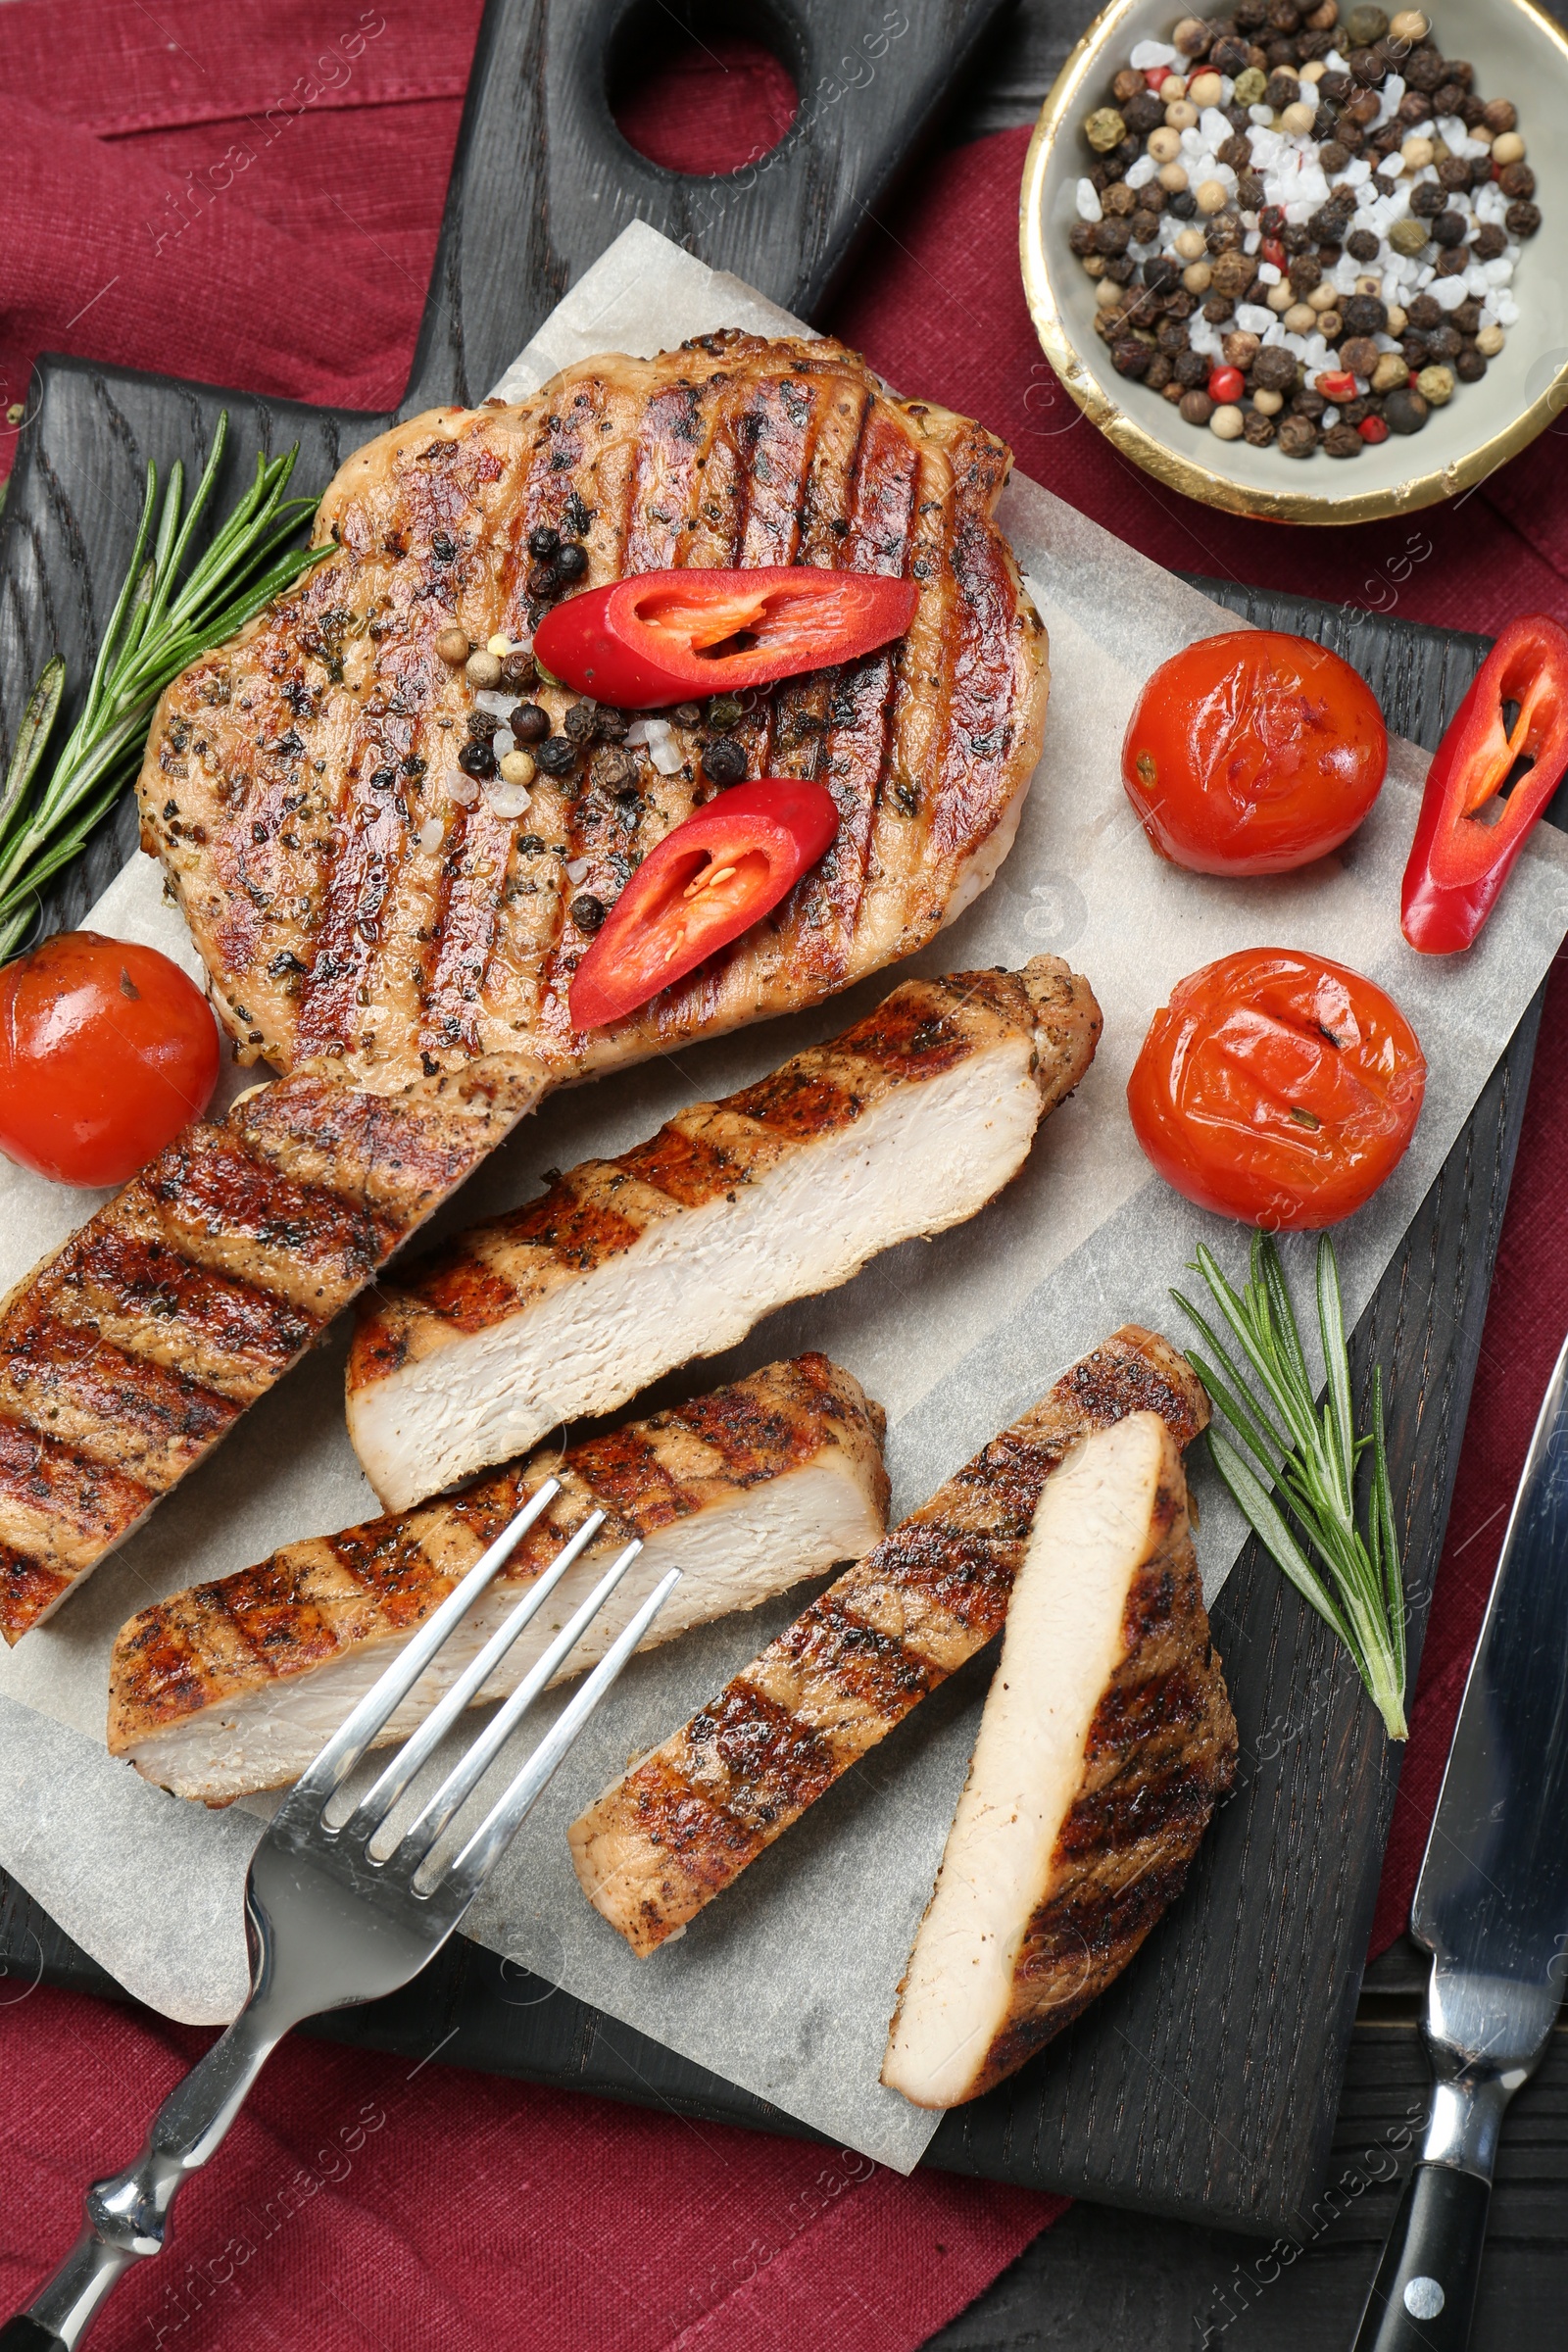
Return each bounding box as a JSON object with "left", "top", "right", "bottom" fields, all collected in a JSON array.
[
  {"left": 1400, "top": 614, "right": 1568, "bottom": 955},
  {"left": 567, "top": 779, "right": 840, "bottom": 1030},
  {"left": 533, "top": 567, "right": 917, "bottom": 708}
]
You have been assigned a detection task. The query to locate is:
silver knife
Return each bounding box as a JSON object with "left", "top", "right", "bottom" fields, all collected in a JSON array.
[{"left": 1352, "top": 1328, "right": 1568, "bottom": 2351}]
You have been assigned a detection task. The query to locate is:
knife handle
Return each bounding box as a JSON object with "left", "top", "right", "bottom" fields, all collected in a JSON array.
[{"left": 1350, "top": 2162, "right": 1490, "bottom": 2351}]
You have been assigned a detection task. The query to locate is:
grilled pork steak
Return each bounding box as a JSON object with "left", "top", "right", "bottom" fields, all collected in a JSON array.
[
  {"left": 348, "top": 956, "right": 1102, "bottom": 1511},
  {"left": 135, "top": 334, "right": 1048, "bottom": 1091},
  {"left": 109, "top": 1353, "right": 888, "bottom": 1804},
  {"left": 881, "top": 1413, "right": 1237, "bottom": 2108},
  {"left": 568, "top": 1328, "right": 1208, "bottom": 1957},
  {"left": 0, "top": 1057, "right": 541, "bottom": 1644}
]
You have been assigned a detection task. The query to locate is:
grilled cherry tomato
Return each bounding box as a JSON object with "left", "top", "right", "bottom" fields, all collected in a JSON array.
[
  {"left": 534, "top": 566, "right": 918, "bottom": 708},
  {"left": 1127, "top": 948, "right": 1425, "bottom": 1230},
  {"left": 1123, "top": 630, "right": 1387, "bottom": 876},
  {"left": 0, "top": 931, "right": 220, "bottom": 1188},
  {"left": 567, "top": 779, "right": 839, "bottom": 1030},
  {"left": 1401, "top": 613, "right": 1568, "bottom": 954}
]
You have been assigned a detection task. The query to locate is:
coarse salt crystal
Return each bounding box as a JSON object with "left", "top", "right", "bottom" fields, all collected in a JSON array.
[
  {"left": 1465, "top": 266, "right": 1492, "bottom": 298},
  {"left": 1430, "top": 275, "right": 1470, "bottom": 312},
  {"left": 623, "top": 719, "right": 651, "bottom": 746},
  {"left": 1256, "top": 262, "right": 1280, "bottom": 285},
  {"left": 647, "top": 727, "right": 684, "bottom": 777},
  {"left": 1249, "top": 127, "right": 1283, "bottom": 167},
  {"left": 418, "top": 816, "right": 444, "bottom": 852},
  {"left": 1373, "top": 74, "right": 1404, "bottom": 126},
  {"left": 1200, "top": 107, "right": 1229, "bottom": 147},
  {"left": 1125, "top": 153, "right": 1158, "bottom": 190},
  {"left": 1475, "top": 183, "right": 1506, "bottom": 224},
  {"left": 1343, "top": 158, "right": 1372, "bottom": 187},
  {"left": 1237, "top": 303, "right": 1275, "bottom": 332},
  {"left": 448, "top": 773, "right": 480, "bottom": 808},
  {"left": 485, "top": 779, "right": 532, "bottom": 819},
  {"left": 1484, "top": 257, "right": 1514, "bottom": 286},
  {"left": 565, "top": 856, "right": 591, "bottom": 884},
  {"left": 1249, "top": 104, "right": 1273, "bottom": 125},
  {"left": 1323, "top": 47, "right": 1348, "bottom": 72},
  {"left": 1378, "top": 153, "right": 1406, "bottom": 176},
  {"left": 1076, "top": 178, "right": 1102, "bottom": 223},
  {"left": 1130, "top": 38, "right": 1177, "bottom": 69},
  {"left": 1434, "top": 116, "right": 1466, "bottom": 149},
  {"left": 494, "top": 727, "right": 515, "bottom": 758},
  {"left": 1496, "top": 294, "right": 1520, "bottom": 326},
  {"left": 1334, "top": 256, "right": 1360, "bottom": 294},
  {"left": 475, "top": 689, "right": 515, "bottom": 718},
  {"left": 1245, "top": 229, "right": 1262, "bottom": 253},
  {"left": 1320, "top": 405, "right": 1341, "bottom": 427}
]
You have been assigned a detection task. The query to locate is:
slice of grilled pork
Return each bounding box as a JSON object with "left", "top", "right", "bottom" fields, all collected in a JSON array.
[
  {"left": 108, "top": 1353, "right": 888, "bottom": 1805},
  {"left": 136, "top": 334, "right": 1050, "bottom": 1093},
  {"left": 0, "top": 1057, "right": 540, "bottom": 1645},
  {"left": 348, "top": 957, "right": 1102, "bottom": 1511},
  {"left": 567, "top": 1328, "right": 1209, "bottom": 1957},
  {"left": 881, "top": 1412, "right": 1237, "bottom": 2109}
]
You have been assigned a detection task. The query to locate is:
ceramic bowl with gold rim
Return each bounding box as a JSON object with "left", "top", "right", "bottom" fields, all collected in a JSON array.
[{"left": 1019, "top": 0, "right": 1568, "bottom": 524}]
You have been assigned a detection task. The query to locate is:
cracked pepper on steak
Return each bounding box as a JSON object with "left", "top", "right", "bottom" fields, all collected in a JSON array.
[{"left": 136, "top": 332, "right": 1051, "bottom": 1094}]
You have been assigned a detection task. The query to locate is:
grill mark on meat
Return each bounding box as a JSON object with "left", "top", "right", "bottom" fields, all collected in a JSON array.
[
  {"left": 683, "top": 1681, "right": 841, "bottom": 1830},
  {"left": 622, "top": 379, "right": 709, "bottom": 573},
  {"left": 0, "top": 1056, "right": 541, "bottom": 1642},
  {"left": 107, "top": 1355, "right": 888, "bottom": 1768},
  {"left": 569, "top": 1328, "right": 1208, "bottom": 1954}
]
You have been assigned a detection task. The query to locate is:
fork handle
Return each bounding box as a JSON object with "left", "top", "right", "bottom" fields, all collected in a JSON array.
[{"left": 4, "top": 2001, "right": 283, "bottom": 2351}]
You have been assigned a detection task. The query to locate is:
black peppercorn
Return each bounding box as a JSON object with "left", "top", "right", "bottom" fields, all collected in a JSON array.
[
  {"left": 511, "top": 701, "right": 550, "bottom": 744},
  {"left": 595, "top": 707, "right": 630, "bottom": 742},
  {"left": 1173, "top": 349, "right": 1210, "bottom": 388},
  {"left": 1340, "top": 294, "right": 1388, "bottom": 337},
  {"left": 1406, "top": 292, "right": 1443, "bottom": 330},
  {"left": 555, "top": 542, "right": 589, "bottom": 582},
  {"left": 1323, "top": 421, "right": 1364, "bottom": 459},
  {"left": 1111, "top": 338, "right": 1153, "bottom": 378},
  {"left": 1278, "top": 414, "right": 1319, "bottom": 457},
  {"left": 1292, "top": 385, "right": 1329, "bottom": 421},
  {"left": 1123, "top": 91, "right": 1164, "bottom": 133},
  {"left": 1435, "top": 156, "right": 1471, "bottom": 191},
  {"left": 1236, "top": 169, "right": 1266, "bottom": 209},
  {"left": 528, "top": 523, "right": 561, "bottom": 559},
  {"left": 702, "top": 736, "right": 748, "bottom": 786},
  {"left": 527, "top": 559, "right": 561, "bottom": 597},
  {"left": 1396, "top": 89, "right": 1432, "bottom": 122},
  {"left": 1346, "top": 228, "right": 1380, "bottom": 263},
  {"left": 1068, "top": 221, "right": 1098, "bottom": 257},
  {"left": 1429, "top": 211, "right": 1467, "bottom": 247},
  {"left": 1408, "top": 181, "right": 1447, "bottom": 219},
  {"left": 1288, "top": 253, "right": 1324, "bottom": 294},
  {"left": 499, "top": 650, "right": 536, "bottom": 692},
  {"left": 1093, "top": 219, "right": 1132, "bottom": 256},
  {"left": 1243, "top": 410, "right": 1277, "bottom": 447},
  {"left": 1498, "top": 162, "right": 1536, "bottom": 201},
  {"left": 535, "top": 735, "right": 578, "bottom": 776},
  {"left": 1505, "top": 199, "right": 1542, "bottom": 238},
  {"left": 458, "top": 737, "right": 497, "bottom": 779},
  {"left": 1403, "top": 49, "right": 1446, "bottom": 91},
  {"left": 1471, "top": 221, "right": 1506, "bottom": 261},
  {"left": 563, "top": 699, "right": 600, "bottom": 744},
  {"left": 1454, "top": 346, "right": 1488, "bottom": 383},
  {"left": 1319, "top": 69, "right": 1352, "bottom": 100},
  {"left": 1167, "top": 189, "right": 1199, "bottom": 219},
  {"left": 466, "top": 708, "right": 501, "bottom": 739},
  {"left": 569, "top": 893, "right": 606, "bottom": 934},
  {"left": 1383, "top": 384, "right": 1430, "bottom": 435},
  {"left": 591, "top": 747, "right": 640, "bottom": 797},
  {"left": 430, "top": 532, "right": 456, "bottom": 563},
  {"left": 1251, "top": 345, "right": 1298, "bottom": 392}
]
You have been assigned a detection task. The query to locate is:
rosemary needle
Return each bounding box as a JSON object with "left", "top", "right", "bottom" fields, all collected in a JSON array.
[
  {"left": 1173, "top": 1230, "right": 1408, "bottom": 1741},
  {"left": 0, "top": 412, "right": 330, "bottom": 962}
]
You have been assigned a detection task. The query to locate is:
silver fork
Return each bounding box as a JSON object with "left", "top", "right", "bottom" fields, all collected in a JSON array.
[{"left": 0, "top": 1479, "right": 676, "bottom": 2352}]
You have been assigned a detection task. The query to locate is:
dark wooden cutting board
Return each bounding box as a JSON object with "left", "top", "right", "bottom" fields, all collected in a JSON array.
[{"left": 0, "top": 0, "right": 1531, "bottom": 2239}]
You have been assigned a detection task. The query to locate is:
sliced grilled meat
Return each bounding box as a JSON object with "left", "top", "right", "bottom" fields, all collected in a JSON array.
[
  {"left": 109, "top": 1353, "right": 888, "bottom": 1804},
  {"left": 348, "top": 956, "right": 1102, "bottom": 1510},
  {"left": 881, "top": 1412, "right": 1237, "bottom": 2108},
  {"left": 0, "top": 1057, "right": 541, "bottom": 1643},
  {"left": 567, "top": 1328, "right": 1208, "bottom": 1957},
  {"left": 136, "top": 334, "right": 1049, "bottom": 1091}
]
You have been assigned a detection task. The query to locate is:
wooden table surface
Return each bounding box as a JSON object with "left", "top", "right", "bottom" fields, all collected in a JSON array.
[{"left": 928, "top": 3, "right": 1568, "bottom": 2343}]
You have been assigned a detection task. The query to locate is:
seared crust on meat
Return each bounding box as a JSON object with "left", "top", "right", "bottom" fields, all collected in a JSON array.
[
  {"left": 0, "top": 1057, "right": 541, "bottom": 1643},
  {"left": 136, "top": 334, "right": 1049, "bottom": 1092},
  {"left": 346, "top": 956, "right": 1102, "bottom": 1471},
  {"left": 107, "top": 1353, "right": 888, "bottom": 1776},
  {"left": 567, "top": 1329, "right": 1208, "bottom": 1956}
]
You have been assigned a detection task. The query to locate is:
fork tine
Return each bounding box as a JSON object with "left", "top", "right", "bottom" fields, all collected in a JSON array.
[
  {"left": 391, "top": 1537, "right": 647, "bottom": 1871},
  {"left": 434, "top": 1566, "right": 682, "bottom": 1903},
  {"left": 284, "top": 1477, "right": 563, "bottom": 1812},
  {"left": 343, "top": 1507, "right": 609, "bottom": 1838}
]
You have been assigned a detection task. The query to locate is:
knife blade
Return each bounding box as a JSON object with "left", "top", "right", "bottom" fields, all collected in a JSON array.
[{"left": 1352, "top": 1327, "right": 1568, "bottom": 2352}]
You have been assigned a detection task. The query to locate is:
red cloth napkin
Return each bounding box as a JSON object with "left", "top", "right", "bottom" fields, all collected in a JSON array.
[{"left": 1, "top": 6, "right": 1565, "bottom": 2344}]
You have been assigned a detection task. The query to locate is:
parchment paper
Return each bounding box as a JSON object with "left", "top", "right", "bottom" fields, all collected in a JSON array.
[{"left": 1, "top": 224, "right": 1565, "bottom": 2173}]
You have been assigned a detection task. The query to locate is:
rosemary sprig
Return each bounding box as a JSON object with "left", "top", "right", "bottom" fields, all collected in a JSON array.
[
  {"left": 0, "top": 412, "right": 329, "bottom": 961},
  {"left": 1173, "top": 1231, "right": 1408, "bottom": 1740}
]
